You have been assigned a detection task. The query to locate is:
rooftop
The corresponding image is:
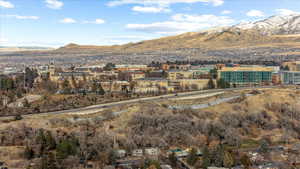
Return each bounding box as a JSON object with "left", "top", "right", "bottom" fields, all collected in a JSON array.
[
  {"left": 136, "top": 77, "right": 167, "bottom": 81},
  {"left": 220, "top": 67, "right": 274, "bottom": 72}
]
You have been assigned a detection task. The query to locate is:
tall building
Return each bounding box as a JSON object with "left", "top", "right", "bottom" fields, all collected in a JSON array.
[{"left": 218, "top": 67, "right": 274, "bottom": 87}]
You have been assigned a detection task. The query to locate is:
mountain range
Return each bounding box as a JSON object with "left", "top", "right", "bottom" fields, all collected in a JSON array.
[
  {"left": 2, "top": 14, "right": 300, "bottom": 65},
  {"left": 57, "top": 14, "right": 300, "bottom": 52}
]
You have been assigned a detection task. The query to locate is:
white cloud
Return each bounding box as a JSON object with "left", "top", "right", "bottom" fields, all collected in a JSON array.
[
  {"left": 108, "top": 0, "right": 224, "bottom": 7},
  {"left": 1, "top": 14, "right": 39, "bottom": 20},
  {"left": 246, "top": 10, "right": 265, "bottom": 17},
  {"left": 221, "top": 10, "right": 231, "bottom": 15},
  {"left": 0, "top": 37, "right": 8, "bottom": 44},
  {"left": 132, "top": 6, "right": 171, "bottom": 13},
  {"left": 60, "top": 18, "right": 76, "bottom": 24},
  {"left": 126, "top": 13, "right": 235, "bottom": 35},
  {"left": 0, "top": 0, "right": 14, "bottom": 8},
  {"left": 95, "top": 19, "right": 105, "bottom": 24},
  {"left": 83, "top": 19, "right": 106, "bottom": 24},
  {"left": 276, "top": 9, "right": 298, "bottom": 16},
  {"left": 45, "top": 0, "right": 63, "bottom": 9}
]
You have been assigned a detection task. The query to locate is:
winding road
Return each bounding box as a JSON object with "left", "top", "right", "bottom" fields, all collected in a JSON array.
[{"left": 2, "top": 86, "right": 277, "bottom": 118}]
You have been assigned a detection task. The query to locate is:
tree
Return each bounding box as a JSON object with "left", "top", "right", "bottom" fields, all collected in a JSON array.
[
  {"left": 187, "top": 148, "right": 198, "bottom": 166},
  {"left": 45, "top": 131, "right": 56, "bottom": 150},
  {"left": 213, "top": 145, "right": 225, "bottom": 167},
  {"left": 168, "top": 152, "right": 177, "bottom": 167},
  {"left": 47, "top": 152, "right": 59, "bottom": 169},
  {"left": 202, "top": 146, "right": 211, "bottom": 169},
  {"left": 25, "top": 67, "right": 38, "bottom": 88},
  {"left": 24, "top": 145, "right": 34, "bottom": 160},
  {"left": 14, "top": 114, "right": 23, "bottom": 121},
  {"left": 259, "top": 139, "right": 269, "bottom": 153},
  {"left": 217, "top": 78, "right": 230, "bottom": 89},
  {"left": 144, "top": 159, "right": 161, "bottom": 169},
  {"left": 39, "top": 79, "right": 58, "bottom": 93},
  {"left": 62, "top": 79, "right": 71, "bottom": 94},
  {"left": 36, "top": 130, "right": 47, "bottom": 156},
  {"left": 104, "top": 63, "right": 116, "bottom": 71},
  {"left": 38, "top": 152, "right": 58, "bottom": 169},
  {"left": 56, "top": 138, "right": 78, "bottom": 159},
  {"left": 210, "top": 68, "right": 218, "bottom": 79},
  {"left": 71, "top": 75, "right": 78, "bottom": 89},
  {"left": 92, "top": 81, "right": 105, "bottom": 95},
  {"left": 207, "top": 78, "right": 215, "bottom": 89},
  {"left": 23, "top": 98, "right": 30, "bottom": 108},
  {"left": 107, "top": 149, "right": 117, "bottom": 165},
  {"left": 240, "top": 154, "right": 252, "bottom": 169},
  {"left": 223, "top": 151, "right": 234, "bottom": 168}
]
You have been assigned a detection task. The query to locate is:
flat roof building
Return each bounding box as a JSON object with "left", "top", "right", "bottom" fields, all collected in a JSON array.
[
  {"left": 218, "top": 67, "right": 274, "bottom": 87},
  {"left": 281, "top": 71, "right": 300, "bottom": 85}
]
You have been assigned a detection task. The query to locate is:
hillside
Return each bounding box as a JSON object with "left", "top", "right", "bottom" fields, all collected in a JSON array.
[
  {"left": 57, "top": 14, "right": 300, "bottom": 52},
  {"left": 2, "top": 14, "right": 300, "bottom": 65},
  {"left": 1, "top": 88, "right": 300, "bottom": 168}
]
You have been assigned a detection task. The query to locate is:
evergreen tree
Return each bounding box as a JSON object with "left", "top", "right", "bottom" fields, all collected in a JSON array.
[
  {"left": 36, "top": 130, "right": 47, "bottom": 157},
  {"left": 259, "top": 139, "right": 269, "bottom": 153},
  {"left": 217, "top": 78, "right": 230, "bottom": 89},
  {"left": 107, "top": 149, "right": 117, "bottom": 165},
  {"left": 168, "top": 152, "right": 177, "bottom": 167},
  {"left": 25, "top": 67, "right": 38, "bottom": 88},
  {"left": 62, "top": 79, "right": 71, "bottom": 94},
  {"left": 202, "top": 146, "right": 211, "bottom": 169},
  {"left": 56, "top": 138, "right": 78, "bottom": 159},
  {"left": 24, "top": 145, "right": 34, "bottom": 160},
  {"left": 23, "top": 98, "right": 30, "bottom": 108},
  {"left": 210, "top": 68, "right": 218, "bottom": 79},
  {"left": 207, "top": 78, "right": 215, "bottom": 89},
  {"left": 47, "top": 152, "right": 58, "bottom": 169},
  {"left": 214, "top": 145, "right": 225, "bottom": 167},
  {"left": 187, "top": 148, "right": 198, "bottom": 166},
  {"left": 104, "top": 63, "right": 116, "bottom": 71},
  {"left": 45, "top": 131, "right": 56, "bottom": 150}
]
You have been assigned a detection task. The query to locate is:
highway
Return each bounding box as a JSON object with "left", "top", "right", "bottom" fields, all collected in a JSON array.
[{"left": 2, "top": 86, "right": 277, "bottom": 118}]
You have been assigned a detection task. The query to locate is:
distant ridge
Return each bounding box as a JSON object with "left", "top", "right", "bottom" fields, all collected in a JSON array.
[
  {"left": 0, "top": 46, "right": 53, "bottom": 52},
  {"left": 56, "top": 14, "right": 300, "bottom": 53}
]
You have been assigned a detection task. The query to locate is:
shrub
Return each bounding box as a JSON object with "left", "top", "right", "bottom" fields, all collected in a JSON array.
[
  {"left": 56, "top": 138, "right": 78, "bottom": 159},
  {"left": 14, "top": 114, "right": 23, "bottom": 121}
]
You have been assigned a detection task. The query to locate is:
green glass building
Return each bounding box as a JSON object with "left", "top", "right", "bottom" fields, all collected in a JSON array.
[{"left": 219, "top": 67, "right": 273, "bottom": 86}]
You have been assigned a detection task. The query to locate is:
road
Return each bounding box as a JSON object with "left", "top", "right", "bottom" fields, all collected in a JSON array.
[{"left": 2, "top": 86, "right": 277, "bottom": 118}]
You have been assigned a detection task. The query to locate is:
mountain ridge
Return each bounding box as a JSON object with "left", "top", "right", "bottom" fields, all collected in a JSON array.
[{"left": 57, "top": 14, "right": 300, "bottom": 53}]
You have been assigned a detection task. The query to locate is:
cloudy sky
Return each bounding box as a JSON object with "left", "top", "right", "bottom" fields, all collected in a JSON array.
[{"left": 0, "top": 0, "right": 300, "bottom": 47}]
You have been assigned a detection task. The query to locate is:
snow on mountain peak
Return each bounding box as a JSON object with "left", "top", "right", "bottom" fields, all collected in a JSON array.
[{"left": 233, "top": 14, "right": 300, "bottom": 35}]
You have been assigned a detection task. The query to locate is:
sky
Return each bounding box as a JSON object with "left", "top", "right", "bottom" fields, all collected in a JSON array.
[{"left": 0, "top": 0, "right": 300, "bottom": 47}]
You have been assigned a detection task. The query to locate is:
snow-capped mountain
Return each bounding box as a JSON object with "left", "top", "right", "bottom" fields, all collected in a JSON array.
[{"left": 233, "top": 14, "right": 300, "bottom": 35}]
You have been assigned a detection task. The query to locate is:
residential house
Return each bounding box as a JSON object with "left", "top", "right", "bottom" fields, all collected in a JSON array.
[
  {"left": 116, "top": 149, "right": 127, "bottom": 158},
  {"left": 144, "top": 148, "right": 160, "bottom": 156},
  {"left": 133, "top": 78, "right": 174, "bottom": 94},
  {"left": 132, "top": 149, "right": 143, "bottom": 157},
  {"left": 167, "top": 70, "right": 193, "bottom": 80}
]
